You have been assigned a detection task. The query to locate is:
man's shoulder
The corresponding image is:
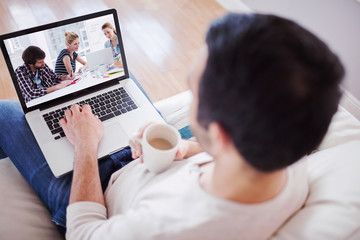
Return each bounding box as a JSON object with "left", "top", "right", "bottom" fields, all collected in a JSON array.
[
  {"left": 15, "top": 63, "right": 27, "bottom": 71},
  {"left": 15, "top": 63, "right": 29, "bottom": 75}
]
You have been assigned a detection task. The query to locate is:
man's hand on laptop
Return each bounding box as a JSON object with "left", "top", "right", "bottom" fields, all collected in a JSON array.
[{"left": 60, "top": 104, "right": 104, "bottom": 153}]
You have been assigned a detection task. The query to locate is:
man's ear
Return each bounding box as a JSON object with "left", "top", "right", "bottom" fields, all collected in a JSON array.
[{"left": 208, "top": 122, "right": 232, "bottom": 156}]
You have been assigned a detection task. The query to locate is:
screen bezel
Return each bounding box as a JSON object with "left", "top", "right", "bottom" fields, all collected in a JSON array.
[{"left": 0, "top": 8, "right": 129, "bottom": 114}]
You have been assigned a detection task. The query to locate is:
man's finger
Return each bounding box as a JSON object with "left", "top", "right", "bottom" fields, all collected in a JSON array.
[
  {"left": 64, "top": 109, "right": 73, "bottom": 120},
  {"left": 70, "top": 104, "right": 81, "bottom": 114},
  {"left": 82, "top": 104, "right": 92, "bottom": 113},
  {"left": 59, "top": 118, "right": 67, "bottom": 128},
  {"left": 138, "top": 122, "right": 155, "bottom": 138}
]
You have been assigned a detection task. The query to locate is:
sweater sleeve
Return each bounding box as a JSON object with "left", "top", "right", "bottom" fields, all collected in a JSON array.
[{"left": 66, "top": 202, "right": 157, "bottom": 240}]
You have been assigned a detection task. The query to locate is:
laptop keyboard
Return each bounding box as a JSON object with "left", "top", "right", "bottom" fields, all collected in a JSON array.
[{"left": 42, "top": 87, "right": 138, "bottom": 140}]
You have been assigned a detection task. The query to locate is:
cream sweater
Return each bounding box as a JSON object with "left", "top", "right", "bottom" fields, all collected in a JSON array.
[{"left": 66, "top": 152, "right": 308, "bottom": 240}]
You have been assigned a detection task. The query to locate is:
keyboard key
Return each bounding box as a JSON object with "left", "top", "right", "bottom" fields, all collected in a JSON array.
[
  {"left": 51, "top": 128, "right": 63, "bottom": 135},
  {"left": 99, "top": 113, "right": 115, "bottom": 122},
  {"left": 123, "top": 97, "right": 131, "bottom": 102},
  {"left": 44, "top": 116, "right": 53, "bottom": 122},
  {"left": 46, "top": 121, "right": 54, "bottom": 130}
]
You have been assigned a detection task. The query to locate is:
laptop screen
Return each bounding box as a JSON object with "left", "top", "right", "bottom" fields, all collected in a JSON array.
[{"left": 0, "top": 9, "right": 128, "bottom": 112}]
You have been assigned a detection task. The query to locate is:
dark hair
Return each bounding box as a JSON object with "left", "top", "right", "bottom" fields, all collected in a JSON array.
[
  {"left": 22, "top": 46, "right": 45, "bottom": 65},
  {"left": 198, "top": 13, "right": 344, "bottom": 172}
]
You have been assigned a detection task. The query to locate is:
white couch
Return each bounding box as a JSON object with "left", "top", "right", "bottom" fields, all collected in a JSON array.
[{"left": 1, "top": 91, "right": 360, "bottom": 240}]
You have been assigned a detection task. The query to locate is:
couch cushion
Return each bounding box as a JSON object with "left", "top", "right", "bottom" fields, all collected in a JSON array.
[
  {"left": 272, "top": 141, "right": 360, "bottom": 239},
  {"left": 0, "top": 158, "right": 64, "bottom": 240},
  {"left": 318, "top": 106, "right": 360, "bottom": 151}
]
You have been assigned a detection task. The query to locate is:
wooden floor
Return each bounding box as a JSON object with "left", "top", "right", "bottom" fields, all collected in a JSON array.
[{"left": 0, "top": 0, "right": 225, "bottom": 103}]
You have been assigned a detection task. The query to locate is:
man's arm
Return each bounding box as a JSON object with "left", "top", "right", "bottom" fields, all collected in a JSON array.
[
  {"left": 46, "top": 80, "right": 72, "bottom": 94},
  {"left": 60, "top": 104, "right": 104, "bottom": 205},
  {"left": 178, "top": 140, "right": 203, "bottom": 159},
  {"left": 43, "top": 64, "right": 73, "bottom": 84}
]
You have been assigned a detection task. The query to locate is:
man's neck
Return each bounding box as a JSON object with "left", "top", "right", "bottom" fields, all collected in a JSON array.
[
  {"left": 29, "top": 65, "right": 37, "bottom": 73},
  {"left": 199, "top": 154, "right": 287, "bottom": 204}
]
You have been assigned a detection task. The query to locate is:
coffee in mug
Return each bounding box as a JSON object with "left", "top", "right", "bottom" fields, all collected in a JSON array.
[{"left": 148, "top": 138, "right": 174, "bottom": 150}]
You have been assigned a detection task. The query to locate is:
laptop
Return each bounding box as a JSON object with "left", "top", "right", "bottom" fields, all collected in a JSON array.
[
  {"left": 0, "top": 9, "right": 164, "bottom": 177},
  {"left": 86, "top": 47, "right": 114, "bottom": 71}
]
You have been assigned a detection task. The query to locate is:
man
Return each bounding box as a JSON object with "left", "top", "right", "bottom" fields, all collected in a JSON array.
[
  {"left": 15, "top": 46, "right": 74, "bottom": 102},
  {"left": 0, "top": 13, "right": 343, "bottom": 239}
]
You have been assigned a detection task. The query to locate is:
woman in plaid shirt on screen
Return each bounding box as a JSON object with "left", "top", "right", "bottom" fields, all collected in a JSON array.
[{"left": 15, "top": 46, "right": 75, "bottom": 103}]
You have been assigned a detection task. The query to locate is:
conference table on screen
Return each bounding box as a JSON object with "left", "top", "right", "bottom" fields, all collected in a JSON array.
[{"left": 26, "top": 67, "right": 124, "bottom": 108}]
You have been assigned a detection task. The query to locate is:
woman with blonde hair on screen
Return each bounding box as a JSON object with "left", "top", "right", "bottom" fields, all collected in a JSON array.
[{"left": 55, "top": 32, "right": 87, "bottom": 76}]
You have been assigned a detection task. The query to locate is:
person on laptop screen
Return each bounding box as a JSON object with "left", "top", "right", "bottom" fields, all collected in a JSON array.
[
  {"left": 54, "top": 32, "right": 87, "bottom": 75},
  {"left": 102, "top": 22, "right": 123, "bottom": 68},
  {"left": 15, "top": 46, "right": 75, "bottom": 103},
  {"left": 0, "top": 13, "right": 344, "bottom": 239},
  {"left": 102, "top": 22, "right": 121, "bottom": 59}
]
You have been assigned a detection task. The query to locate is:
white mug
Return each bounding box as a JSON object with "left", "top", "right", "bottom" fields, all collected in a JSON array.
[{"left": 129, "top": 123, "right": 181, "bottom": 173}]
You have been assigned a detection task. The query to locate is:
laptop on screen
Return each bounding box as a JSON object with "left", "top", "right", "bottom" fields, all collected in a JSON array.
[
  {"left": 0, "top": 9, "right": 164, "bottom": 177},
  {"left": 86, "top": 47, "right": 114, "bottom": 71}
]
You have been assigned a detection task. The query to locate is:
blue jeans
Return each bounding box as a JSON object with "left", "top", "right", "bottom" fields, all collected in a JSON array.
[
  {"left": 0, "top": 76, "right": 155, "bottom": 232},
  {"left": 0, "top": 100, "right": 134, "bottom": 232}
]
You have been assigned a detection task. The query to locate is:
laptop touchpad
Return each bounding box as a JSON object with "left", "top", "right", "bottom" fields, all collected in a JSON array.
[{"left": 98, "top": 123, "right": 128, "bottom": 157}]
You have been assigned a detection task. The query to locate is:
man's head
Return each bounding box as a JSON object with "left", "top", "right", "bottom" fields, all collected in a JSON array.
[
  {"left": 22, "top": 46, "right": 46, "bottom": 68},
  {"left": 189, "top": 13, "right": 344, "bottom": 172}
]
